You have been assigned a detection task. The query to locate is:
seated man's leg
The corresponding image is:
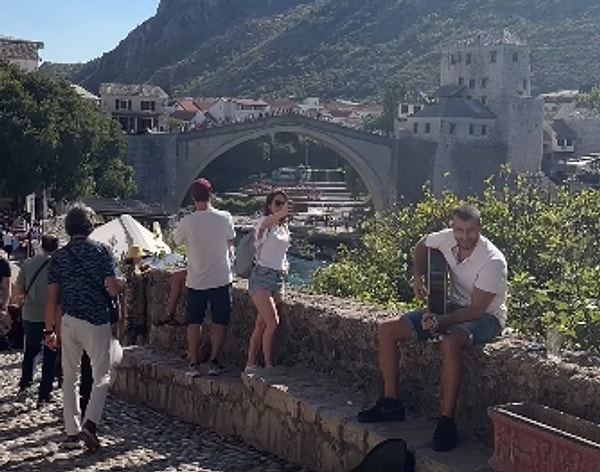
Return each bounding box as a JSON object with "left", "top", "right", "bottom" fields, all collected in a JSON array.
[
  {"left": 358, "top": 310, "right": 432, "bottom": 423},
  {"left": 433, "top": 314, "right": 502, "bottom": 452}
]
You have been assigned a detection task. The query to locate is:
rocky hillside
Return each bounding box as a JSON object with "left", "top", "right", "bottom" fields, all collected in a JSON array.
[{"left": 50, "top": 0, "right": 600, "bottom": 99}]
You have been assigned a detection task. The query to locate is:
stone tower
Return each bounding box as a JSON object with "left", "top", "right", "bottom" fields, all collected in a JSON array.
[{"left": 440, "top": 30, "right": 543, "bottom": 174}]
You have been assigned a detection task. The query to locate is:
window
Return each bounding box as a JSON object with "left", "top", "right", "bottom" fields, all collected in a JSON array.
[
  {"left": 141, "top": 100, "right": 156, "bottom": 111},
  {"left": 413, "top": 105, "right": 422, "bottom": 113},
  {"left": 450, "top": 54, "right": 457, "bottom": 65},
  {"left": 481, "top": 96, "right": 487, "bottom": 105},
  {"left": 469, "top": 79, "right": 475, "bottom": 89},
  {"left": 481, "top": 77, "right": 489, "bottom": 88},
  {"left": 523, "top": 79, "right": 528, "bottom": 90},
  {"left": 425, "top": 123, "right": 431, "bottom": 134},
  {"left": 458, "top": 77, "right": 465, "bottom": 86},
  {"left": 482, "top": 125, "right": 487, "bottom": 136},
  {"left": 566, "top": 138, "right": 573, "bottom": 146},
  {"left": 512, "top": 52, "right": 519, "bottom": 63},
  {"left": 466, "top": 53, "right": 472, "bottom": 64},
  {"left": 413, "top": 123, "right": 419, "bottom": 133},
  {"left": 450, "top": 123, "right": 457, "bottom": 135},
  {"left": 401, "top": 104, "right": 409, "bottom": 114},
  {"left": 490, "top": 50, "right": 497, "bottom": 63},
  {"left": 469, "top": 124, "right": 475, "bottom": 135},
  {"left": 115, "top": 99, "right": 129, "bottom": 110}
]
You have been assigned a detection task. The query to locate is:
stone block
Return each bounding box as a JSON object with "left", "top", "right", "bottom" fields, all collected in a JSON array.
[
  {"left": 111, "top": 346, "right": 492, "bottom": 472},
  {"left": 126, "top": 272, "right": 600, "bottom": 448}
]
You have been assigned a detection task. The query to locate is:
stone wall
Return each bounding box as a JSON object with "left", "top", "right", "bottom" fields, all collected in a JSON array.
[{"left": 124, "top": 270, "right": 600, "bottom": 442}]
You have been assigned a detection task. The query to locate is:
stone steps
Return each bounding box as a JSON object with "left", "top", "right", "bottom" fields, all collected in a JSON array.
[{"left": 111, "top": 345, "right": 492, "bottom": 472}]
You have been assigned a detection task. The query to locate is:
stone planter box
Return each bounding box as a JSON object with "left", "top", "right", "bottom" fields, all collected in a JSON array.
[{"left": 489, "top": 402, "right": 600, "bottom": 472}]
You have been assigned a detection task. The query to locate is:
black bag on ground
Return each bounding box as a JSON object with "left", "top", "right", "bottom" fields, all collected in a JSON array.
[{"left": 350, "top": 438, "right": 415, "bottom": 472}]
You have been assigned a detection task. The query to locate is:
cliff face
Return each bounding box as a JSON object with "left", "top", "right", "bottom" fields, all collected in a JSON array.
[{"left": 65, "top": 0, "right": 600, "bottom": 99}]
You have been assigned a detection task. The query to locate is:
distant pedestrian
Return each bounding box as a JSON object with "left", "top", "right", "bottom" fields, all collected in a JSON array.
[
  {"left": 3, "top": 230, "right": 13, "bottom": 258},
  {"left": 0, "top": 250, "right": 11, "bottom": 350},
  {"left": 16, "top": 235, "right": 59, "bottom": 405},
  {"left": 244, "top": 190, "right": 291, "bottom": 372},
  {"left": 44, "top": 207, "right": 121, "bottom": 452},
  {"left": 173, "top": 178, "right": 235, "bottom": 377}
]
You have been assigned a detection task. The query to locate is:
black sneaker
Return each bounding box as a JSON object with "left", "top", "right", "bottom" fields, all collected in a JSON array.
[
  {"left": 357, "top": 397, "right": 406, "bottom": 423},
  {"left": 208, "top": 359, "right": 226, "bottom": 376},
  {"left": 59, "top": 435, "right": 82, "bottom": 450},
  {"left": 432, "top": 416, "right": 458, "bottom": 452},
  {"left": 80, "top": 421, "right": 101, "bottom": 453}
]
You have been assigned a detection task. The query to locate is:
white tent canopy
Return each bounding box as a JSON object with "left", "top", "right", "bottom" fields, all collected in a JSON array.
[{"left": 90, "top": 214, "right": 172, "bottom": 260}]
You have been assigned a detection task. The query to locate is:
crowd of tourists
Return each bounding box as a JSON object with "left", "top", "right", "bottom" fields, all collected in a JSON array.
[{"left": 0, "top": 175, "right": 507, "bottom": 456}]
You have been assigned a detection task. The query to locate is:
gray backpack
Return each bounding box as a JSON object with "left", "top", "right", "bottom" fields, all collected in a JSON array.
[{"left": 234, "top": 232, "right": 256, "bottom": 278}]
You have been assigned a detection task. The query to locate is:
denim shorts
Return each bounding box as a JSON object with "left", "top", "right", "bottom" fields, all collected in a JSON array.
[
  {"left": 186, "top": 284, "right": 232, "bottom": 326},
  {"left": 403, "top": 308, "right": 502, "bottom": 346},
  {"left": 248, "top": 265, "right": 285, "bottom": 297}
]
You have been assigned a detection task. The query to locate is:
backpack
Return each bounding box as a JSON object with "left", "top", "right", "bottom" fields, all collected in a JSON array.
[
  {"left": 234, "top": 232, "right": 256, "bottom": 278},
  {"left": 350, "top": 439, "right": 415, "bottom": 472}
]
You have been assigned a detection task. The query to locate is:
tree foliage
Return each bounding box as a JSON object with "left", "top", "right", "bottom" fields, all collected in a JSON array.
[
  {"left": 575, "top": 86, "right": 600, "bottom": 113},
  {"left": 0, "top": 63, "right": 136, "bottom": 201},
  {"left": 313, "top": 168, "right": 600, "bottom": 352}
]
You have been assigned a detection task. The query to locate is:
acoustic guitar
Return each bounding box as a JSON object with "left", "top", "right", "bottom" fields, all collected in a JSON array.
[{"left": 427, "top": 248, "right": 449, "bottom": 315}]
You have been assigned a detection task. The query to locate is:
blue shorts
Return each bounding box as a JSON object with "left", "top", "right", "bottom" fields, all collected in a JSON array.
[
  {"left": 248, "top": 265, "right": 285, "bottom": 297},
  {"left": 403, "top": 308, "right": 502, "bottom": 346},
  {"left": 186, "top": 284, "right": 232, "bottom": 326}
]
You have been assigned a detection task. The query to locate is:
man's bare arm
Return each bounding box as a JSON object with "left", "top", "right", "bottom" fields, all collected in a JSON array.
[
  {"left": 412, "top": 236, "right": 428, "bottom": 281},
  {"left": 439, "top": 287, "right": 495, "bottom": 327}
]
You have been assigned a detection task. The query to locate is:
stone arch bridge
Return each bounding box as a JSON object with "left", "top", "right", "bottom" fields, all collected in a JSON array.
[{"left": 125, "top": 115, "right": 435, "bottom": 214}]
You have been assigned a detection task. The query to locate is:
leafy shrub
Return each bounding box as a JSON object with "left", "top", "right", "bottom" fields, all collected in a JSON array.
[{"left": 313, "top": 168, "right": 600, "bottom": 352}]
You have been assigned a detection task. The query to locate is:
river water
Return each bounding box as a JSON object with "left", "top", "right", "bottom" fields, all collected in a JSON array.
[{"left": 287, "top": 255, "right": 329, "bottom": 286}]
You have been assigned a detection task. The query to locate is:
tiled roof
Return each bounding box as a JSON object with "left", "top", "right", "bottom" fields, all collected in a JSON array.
[
  {"left": 0, "top": 37, "right": 43, "bottom": 61},
  {"left": 99, "top": 83, "right": 168, "bottom": 98},
  {"left": 193, "top": 98, "right": 218, "bottom": 112},
  {"left": 432, "top": 85, "right": 467, "bottom": 98},
  {"left": 267, "top": 99, "right": 298, "bottom": 109},
  {"left": 413, "top": 97, "right": 496, "bottom": 119},
  {"left": 552, "top": 119, "right": 577, "bottom": 139},
  {"left": 177, "top": 98, "right": 200, "bottom": 112},
  {"left": 232, "top": 98, "right": 269, "bottom": 107}
]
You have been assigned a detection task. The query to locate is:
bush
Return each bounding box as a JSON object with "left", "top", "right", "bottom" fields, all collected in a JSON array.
[
  {"left": 212, "top": 194, "right": 263, "bottom": 216},
  {"left": 313, "top": 168, "right": 600, "bottom": 352}
]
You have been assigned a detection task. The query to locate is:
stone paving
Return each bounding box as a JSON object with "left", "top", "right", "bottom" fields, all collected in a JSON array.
[{"left": 0, "top": 351, "right": 313, "bottom": 472}]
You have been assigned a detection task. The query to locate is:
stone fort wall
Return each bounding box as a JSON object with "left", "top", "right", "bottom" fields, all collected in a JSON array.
[{"left": 121, "top": 270, "right": 600, "bottom": 443}]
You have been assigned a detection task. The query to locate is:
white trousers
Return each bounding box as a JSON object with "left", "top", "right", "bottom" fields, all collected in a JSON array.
[{"left": 61, "top": 314, "right": 111, "bottom": 436}]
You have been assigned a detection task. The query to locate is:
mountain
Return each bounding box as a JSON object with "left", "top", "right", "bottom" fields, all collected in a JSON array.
[{"left": 53, "top": 0, "right": 600, "bottom": 99}]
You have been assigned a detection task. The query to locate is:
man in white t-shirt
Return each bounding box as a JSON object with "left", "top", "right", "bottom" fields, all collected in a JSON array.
[
  {"left": 173, "top": 178, "right": 236, "bottom": 376},
  {"left": 358, "top": 204, "right": 507, "bottom": 452}
]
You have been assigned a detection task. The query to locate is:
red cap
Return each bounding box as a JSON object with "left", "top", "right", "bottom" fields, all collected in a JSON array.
[{"left": 190, "top": 178, "right": 212, "bottom": 201}]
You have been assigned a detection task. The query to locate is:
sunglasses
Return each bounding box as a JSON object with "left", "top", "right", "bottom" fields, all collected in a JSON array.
[{"left": 273, "top": 200, "right": 286, "bottom": 207}]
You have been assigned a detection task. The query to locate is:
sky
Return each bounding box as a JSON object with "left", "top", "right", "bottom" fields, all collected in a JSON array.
[{"left": 0, "top": 0, "right": 160, "bottom": 63}]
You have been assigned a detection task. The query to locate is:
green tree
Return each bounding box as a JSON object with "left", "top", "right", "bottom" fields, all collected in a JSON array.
[
  {"left": 0, "top": 62, "right": 136, "bottom": 201},
  {"left": 575, "top": 86, "right": 600, "bottom": 113}
]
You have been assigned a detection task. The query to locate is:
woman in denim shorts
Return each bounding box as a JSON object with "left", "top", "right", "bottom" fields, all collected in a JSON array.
[{"left": 244, "top": 190, "right": 291, "bottom": 372}]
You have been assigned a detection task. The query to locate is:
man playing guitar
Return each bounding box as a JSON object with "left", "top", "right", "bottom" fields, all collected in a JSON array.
[{"left": 357, "top": 204, "right": 507, "bottom": 452}]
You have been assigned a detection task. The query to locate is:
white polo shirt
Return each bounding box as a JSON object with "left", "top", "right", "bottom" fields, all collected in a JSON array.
[
  {"left": 254, "top": 216, "right": 290, "bottom": 271},
  {"left": 425, "top": 228, "right": 508, "bottom": 325},
  {"left": 173, "top": 208, "right": 235, "bottom": 290}
]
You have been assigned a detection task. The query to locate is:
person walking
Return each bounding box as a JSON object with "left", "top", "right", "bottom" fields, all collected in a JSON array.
[
  {"left": 16, "top": 235, "right": 59, "bottom": 405},
  {"left": 173, "top": 178, "right": 236, "bottom": 376},
  {"left": 244, "top": 190, "right": 291, "bottom": 372},
  {"left": 44, "top": 207, "right": 121, "bottom": 451}
]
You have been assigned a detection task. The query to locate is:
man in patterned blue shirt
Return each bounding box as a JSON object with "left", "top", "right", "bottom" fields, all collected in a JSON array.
[{"left": 44, "top": 207, "right": 120, "bottom": 452}]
